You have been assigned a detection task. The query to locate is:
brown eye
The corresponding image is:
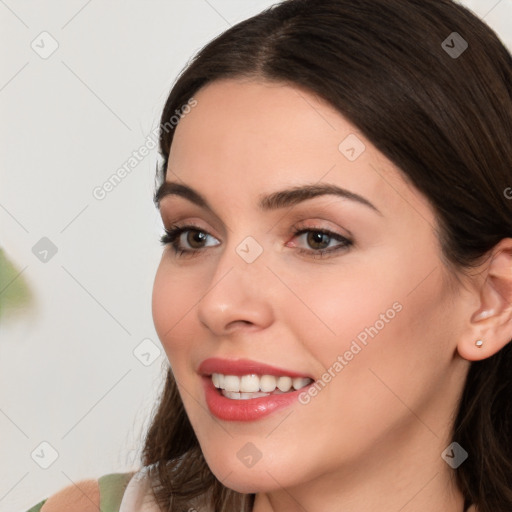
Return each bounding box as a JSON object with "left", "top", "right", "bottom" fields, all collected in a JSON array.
[
  {"left": 159, "top": 224, "right": 220, "bottom": 257},
  {"left": 306, "top": 231, "right": 331, "bottom": 250},
  {"left": 186, "top": 229, "right": 208, "bottom": 249},
  {"left": 290, "top": 227, "right": 353, "bottom": 257}
]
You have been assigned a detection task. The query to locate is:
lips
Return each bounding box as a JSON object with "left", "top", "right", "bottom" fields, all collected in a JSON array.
[
  {"left": 197, "top": 357, "right": 317, "bottom": 421},
  {"left": 198, "top": 357, "right": 314, "bottom": 379},
  {"left": 201, "top": 375, "right": 314, "bottom": 421}
]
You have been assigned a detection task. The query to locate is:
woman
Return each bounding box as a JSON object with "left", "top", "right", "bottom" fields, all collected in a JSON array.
[{"left": 27, "top": 0, "right": 512, "bottom": 510}]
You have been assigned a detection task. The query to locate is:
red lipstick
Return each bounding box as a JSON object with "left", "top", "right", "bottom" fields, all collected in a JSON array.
[
  {"left": 198, "top": 357, "right": 314, "bottom": 379},
  {"left": 198, "top": 357, "right": 315, "bottom": 422}
]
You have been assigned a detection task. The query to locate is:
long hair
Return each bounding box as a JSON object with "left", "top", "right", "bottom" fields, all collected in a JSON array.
[{"left": 142, "top": 1, "right": 512, "bottom": 510}]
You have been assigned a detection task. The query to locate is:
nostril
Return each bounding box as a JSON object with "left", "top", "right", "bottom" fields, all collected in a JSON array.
[{"left": 226, "top": 320, "right": 254, "bottom": 331}]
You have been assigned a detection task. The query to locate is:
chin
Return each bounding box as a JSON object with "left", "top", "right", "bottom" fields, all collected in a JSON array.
[
  {"left": 217, "top": 473, "right": 279, "bottom": 495},
  {"left": 221, "top": 478, "right": 264, "bottom": 495},
  {"left": 204, "top": 455, "right": 297, "bottom": 495}
]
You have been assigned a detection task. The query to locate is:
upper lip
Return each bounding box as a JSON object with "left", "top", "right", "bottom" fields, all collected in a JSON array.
[{"left": 198, "top": 357, "right": 314, "bottom": 379}]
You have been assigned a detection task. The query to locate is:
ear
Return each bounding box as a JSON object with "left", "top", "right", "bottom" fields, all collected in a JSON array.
[{"left": 457, "top": 238, "right": 512, "bottom": 362}]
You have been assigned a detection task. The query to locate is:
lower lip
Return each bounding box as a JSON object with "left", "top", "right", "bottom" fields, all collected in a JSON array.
[{"left": 202, "top": 376, "right": 312, "bottom": 422}]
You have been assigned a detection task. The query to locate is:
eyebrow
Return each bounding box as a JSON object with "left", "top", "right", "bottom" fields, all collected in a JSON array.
[{"left": 154, "top": 181, "right": 382, "bottom": 216}]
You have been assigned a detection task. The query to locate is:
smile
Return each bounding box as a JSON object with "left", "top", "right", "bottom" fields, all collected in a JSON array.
[
  {"left": 212, "top": 373, "right": 313, "bottom": 399},
  {"left": 198, "top": 357, "right": 316, "bottom": 421}
]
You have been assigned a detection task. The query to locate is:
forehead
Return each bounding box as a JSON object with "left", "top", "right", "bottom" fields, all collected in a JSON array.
[
  {"left": 166, "top": 78, "right": 432, "bottom": 223},
  {"left": 170, "top": 78, "right": 355, "bottom": 168}
]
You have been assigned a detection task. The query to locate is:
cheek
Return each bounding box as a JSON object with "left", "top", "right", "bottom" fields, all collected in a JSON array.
[
  {"left": 151, "top": 260, "right": 194, "bottom": 361},
  {"left": 300, "top": 265, "right": 455, "bottom": 435},
  {"left": 151, "top": 263, "right": 170, "bottom": 346},
  {"left": 286, "top": 254, "right": 449, "bottom": 411},
  {"left": 282, "top": 261, "right": 400, "bottom": 366}
]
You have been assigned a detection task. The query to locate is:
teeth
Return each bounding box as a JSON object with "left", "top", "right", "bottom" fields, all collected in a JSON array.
[
  {"left": 260, "top": 375, "right": 277, "bottom": 392},
  {"left": 211, "top": 373, "right": 313, "bottom": 393},
  {"left": 222, "top": 391, "right": 272, "bottom": 400},
  {"left": 240, "top": 374, "right": 260, "bottom": 392},
  {"left": 223, "top": 375, "right": 240, "bottom": 392},
  {"left": 277, "top": 376, "right": 292, "bottom": 392},
  {"left": 293, "top": 377, "right": 312, "bottom": 390}
]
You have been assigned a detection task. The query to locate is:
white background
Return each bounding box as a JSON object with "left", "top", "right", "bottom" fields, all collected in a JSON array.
[{"left": 1, "top": 1, "right": 510, "bottom": 510}]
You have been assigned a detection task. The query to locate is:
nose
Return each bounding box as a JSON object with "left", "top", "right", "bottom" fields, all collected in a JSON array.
[{"left": 196, "top": 240, "right": 274, "bottom": 336}]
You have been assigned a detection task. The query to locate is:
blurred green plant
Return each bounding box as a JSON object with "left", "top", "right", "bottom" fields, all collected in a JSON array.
[{"left": 0, "top": 247, "right": 33, "bottom": 322}]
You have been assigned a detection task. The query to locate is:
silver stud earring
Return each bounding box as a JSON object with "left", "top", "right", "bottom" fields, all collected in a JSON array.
[{"left": 475, "top": 340, "right": 484, "bottom": 348}]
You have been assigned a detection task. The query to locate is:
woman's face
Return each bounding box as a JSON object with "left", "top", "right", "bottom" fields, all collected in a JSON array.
[{"left": 152, "top": 78, "right": 470, "bottom": 494}]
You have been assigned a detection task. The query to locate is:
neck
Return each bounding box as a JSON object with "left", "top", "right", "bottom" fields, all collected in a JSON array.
[{"left": 252, "top": 423, "right": 466, "bottom": 512}]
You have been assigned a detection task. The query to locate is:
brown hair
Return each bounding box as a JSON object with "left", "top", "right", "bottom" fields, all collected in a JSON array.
[{"left": 142, "top": 1, "right": 512, "bottom": 510}]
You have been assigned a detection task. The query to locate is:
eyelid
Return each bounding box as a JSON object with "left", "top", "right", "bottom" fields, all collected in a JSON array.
[
  {"left": 289, "top": 218, "right": 352, "bottom": 239},
  {"left": 160, "top": 202, "right": 355, "bottom": 238},
  {"left": 162, "top": 217, "right": 221, "bottom": 239},
  {"left": 160, "top": 208, "right": 227, "bottom": 237},
  {"left": 160, "top": 221, "right": 353, "bottom": 258}
]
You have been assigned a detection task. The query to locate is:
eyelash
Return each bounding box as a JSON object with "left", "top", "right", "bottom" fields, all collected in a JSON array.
[{"left": 159, "top": 223, "right": 353, "bottom": 259}]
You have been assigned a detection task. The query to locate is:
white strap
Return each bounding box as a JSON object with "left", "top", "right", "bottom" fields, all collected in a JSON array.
[{"left": 119, "top": 467, "right": 161, "bottom": 512}]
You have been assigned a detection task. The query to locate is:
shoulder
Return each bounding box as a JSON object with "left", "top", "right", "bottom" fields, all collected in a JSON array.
[
  {"left": 38, "top": 478, "right": 100, "bottom": 512},
  {"left": 26, "top": 472, "right": 136, "bottom": 512}
]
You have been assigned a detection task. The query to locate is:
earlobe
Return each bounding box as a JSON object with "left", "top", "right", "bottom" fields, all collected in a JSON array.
[
  {"left": 458, "top": 240, "right": 512, "bottom": 362},
  {"left": 457, "top": 336, "right": 490, "bottom": 362}
]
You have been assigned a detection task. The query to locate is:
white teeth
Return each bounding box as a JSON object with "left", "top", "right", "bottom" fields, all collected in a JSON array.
[
  {"left": 223, "top": 375, "right": 240, "bottom": 392},
  {"left": 292, "top": 377, "right": 311, "bottom": 390},
  {"left": 277, "top": 376, "right": 292, "bottom": 392},
  {"left": 240, "top": 374, "right": 260, "bottom": 393},
  {"left": 222, "top": 391, "right": 271, "bottom": 400},
  {"left": 260, "top": 375, "right": 277, "bottom": 392},
  {"left": 211, "top": 373, "right": 313, "bottom": 393}
]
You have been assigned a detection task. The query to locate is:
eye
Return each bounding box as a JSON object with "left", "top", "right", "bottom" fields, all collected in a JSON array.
[
  {"left": 160, "top": 224, "right": 219, "bottom": 257},
  {"left": 290, "top": 227, "right": 353, "bottom": 258},
  {"left": 159, "top": 224, "right": 353, "bottom": 259}
]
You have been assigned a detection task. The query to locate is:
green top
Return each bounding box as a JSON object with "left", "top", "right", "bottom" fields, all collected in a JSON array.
[{"left": 25, "top": 472, "right": 134, "bottom": 512}]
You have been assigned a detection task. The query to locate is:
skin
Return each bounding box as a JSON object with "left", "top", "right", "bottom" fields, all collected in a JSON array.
[{"left": 152, "top": 77, "right": 512, "bottom": 512}]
